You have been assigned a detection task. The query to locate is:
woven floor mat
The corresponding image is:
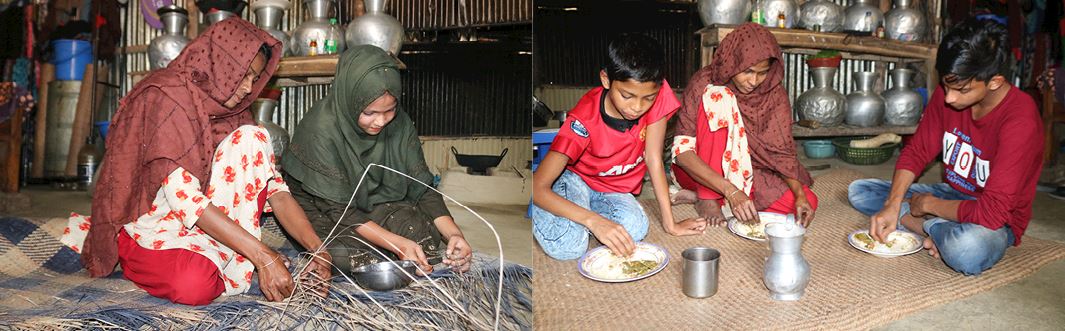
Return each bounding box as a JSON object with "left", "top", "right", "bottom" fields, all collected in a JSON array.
[{"left": 532, "top": 169, "right": 1065, "bottom": 330}]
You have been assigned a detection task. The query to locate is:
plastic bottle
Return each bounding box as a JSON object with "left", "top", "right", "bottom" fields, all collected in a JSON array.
[
  {"left": 777, "top": 13, "right": 786, "bottom": 28},
  {"left": 309, "top": 39, "right": 318, "bottom": 56},
  {"left": 327, "top": 18, "right": 339, "bottom": 53}
]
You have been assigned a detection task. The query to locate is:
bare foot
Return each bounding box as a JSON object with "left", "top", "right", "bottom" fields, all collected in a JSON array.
[
  {"left": 671, "top": 189, "right": 697, "bottom": 205},
  {"left": 923, "top": 237, "right": 940, "bottom": 259},
  {"left": 695, "top": 199, "right": 726, "bottom": 227}
]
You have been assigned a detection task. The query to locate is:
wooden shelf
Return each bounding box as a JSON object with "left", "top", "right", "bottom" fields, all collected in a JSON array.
[
  {"left": 129, "top": 54, "right": 408, "bottom": 87},
  {"left": 698, "top": 26, "right": 937, "bottom": 61},
  {"left": 130, "top": 55, "right": 342, "bottom": 87},
  {"left": 792, "top": 124, "right": 917, "bottom": 138}
]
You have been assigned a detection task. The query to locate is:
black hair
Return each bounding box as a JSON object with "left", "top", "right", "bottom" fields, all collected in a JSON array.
[
  {"left": 259, "top": 44, "right": 273, "bottom": 61},
  {"left": 602, "top": 33, "right": 665, "bottom": 84},
  {"left": 936, "top": 18, "right": 1011, "bottom": 85}
]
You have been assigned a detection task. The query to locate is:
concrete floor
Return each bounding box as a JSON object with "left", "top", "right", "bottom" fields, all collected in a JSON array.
[{"left": 6, "top": 185, "right": 532, "bottom": 267}]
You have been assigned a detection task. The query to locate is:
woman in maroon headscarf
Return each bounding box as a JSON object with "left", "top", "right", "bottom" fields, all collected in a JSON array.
[
  {"left": 62, "top": 19, "right": 331, "bottom": 305},
  {"left": 670, "top": 23, "right": 818, "bottom": 227}
]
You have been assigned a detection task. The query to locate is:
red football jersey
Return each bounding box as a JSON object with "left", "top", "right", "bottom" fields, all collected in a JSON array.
[{"left": 550, "top": 80, "right": 680, "bottom": 194}]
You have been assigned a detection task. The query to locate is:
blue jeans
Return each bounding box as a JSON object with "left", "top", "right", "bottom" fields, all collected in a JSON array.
[
  {"left": 848, "top": 179, "right": 1014, "bottom": 276},
  {"left": 532, "top": 170, "right": 648, "bottom": 260}
]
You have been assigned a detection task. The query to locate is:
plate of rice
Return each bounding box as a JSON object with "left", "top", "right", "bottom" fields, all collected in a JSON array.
[
  {"left": 848, "top": 229, "right": 922, "bottom": 258},
  {"left": 577, "top": 242, "right": 669, "bottom": 282}
]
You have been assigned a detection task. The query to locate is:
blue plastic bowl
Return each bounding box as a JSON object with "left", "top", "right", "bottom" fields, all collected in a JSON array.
[{"left": 803, "top": 140, "right": 836, "bottom": 159}]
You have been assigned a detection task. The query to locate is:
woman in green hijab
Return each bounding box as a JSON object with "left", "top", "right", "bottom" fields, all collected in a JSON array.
[{"left": 281, "top": 45, "right": 472, "bottom": 275}]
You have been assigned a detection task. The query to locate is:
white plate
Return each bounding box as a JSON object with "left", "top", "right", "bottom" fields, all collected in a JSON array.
[
  {"left": 848, "top": 229, "right": 923, "bottom": 258},
  {"left": 727, "top": 212, "right": 792, "bottom": 241},
  {"left": 577, "top": 242, "right": 669, "bottom": 283}
]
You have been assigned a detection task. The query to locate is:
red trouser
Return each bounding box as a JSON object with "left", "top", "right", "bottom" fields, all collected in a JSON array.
[
  {"left": 117, "top": 231, "right": 224, "bottom": 305},
  {"left": 672, "top": 129, "right": 818, "bottom": 214}
]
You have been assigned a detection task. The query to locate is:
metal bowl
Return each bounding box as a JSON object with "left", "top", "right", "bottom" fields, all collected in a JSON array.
[{"left": 351, "top": 260, "right": 419, "bottom": 291}]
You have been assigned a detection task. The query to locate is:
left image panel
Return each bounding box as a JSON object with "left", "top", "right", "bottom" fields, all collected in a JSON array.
[{"left": 0, "top": 0, "right": 533, "bottom": 329}]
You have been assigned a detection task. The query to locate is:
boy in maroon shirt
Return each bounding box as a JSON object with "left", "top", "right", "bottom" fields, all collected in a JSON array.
[
  {"left": 532, "top": 34, "right": 707, "bottom": 260},
  {"left": 848, "top": 18, "right": 1044, "bottom": 275}
]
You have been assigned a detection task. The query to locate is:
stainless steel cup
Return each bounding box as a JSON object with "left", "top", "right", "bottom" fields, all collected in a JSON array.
[{"left": 682, "top": 247, "right": 721, "bottom": 298}]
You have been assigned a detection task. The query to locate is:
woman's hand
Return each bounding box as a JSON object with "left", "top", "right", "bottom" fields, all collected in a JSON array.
[
  {"left": 255, "top": 251, "right": 294, "bottom": 302},
  {"left": 725, "top": 187, "right": 760, "bottom": 224},
  {"left": 794, "top": 194, "right": 815, "bottom": 227},
  {"left": 397, "top": 240, "right": 433, "bottom": 275},
  {"left": 443, "top": 235, "right": 473, "bottom": 273},
  {"left": 299, "top": 250, "right": 332, "bottom": 297}
]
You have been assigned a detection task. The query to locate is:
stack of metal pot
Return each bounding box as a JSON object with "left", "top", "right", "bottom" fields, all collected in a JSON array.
[
  {"left": 148, "top": 5, "right": 191, "bottom": 70},
  {"left": 882, "top": 68, "right": 923, "bottom": 125},
  {"left": 251, "top": 0, "right": 292, "bottom": 57},
  {"left": 345, "top": 0, "right": 405, "bottom": 55},
  {"left": 843, "top": 0, "right": 883, "bottom": 33},
  {"left": 884, "top": 0, "right": 928, "bottom": 42},
  {"left": 697, "top": 0, "right": 753, "bottom": 27},
  {"left": 798, "top": 0, "right": 844, "bottom": 32},
  {"left": 796, "top": 67, "right": 846, "bottom": 126},
  {"left": 845, "top": 71, "right": 886, "bottom": 127}
]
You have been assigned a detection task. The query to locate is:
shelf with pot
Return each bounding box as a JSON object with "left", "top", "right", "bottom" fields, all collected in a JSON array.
[
  {"left": 128, "top": 54, "right": 343, "bottom": 87},
  {"left": 697, "top": 0, "right": 940, "bottom": 138}
]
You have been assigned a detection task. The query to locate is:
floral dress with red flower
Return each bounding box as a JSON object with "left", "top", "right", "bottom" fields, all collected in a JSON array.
[
  {"left": 670, "top": 85, "right": 753, "bottom": 216},
  {"left": 63, "top": 125, "right": 288, "bottom": 296}
]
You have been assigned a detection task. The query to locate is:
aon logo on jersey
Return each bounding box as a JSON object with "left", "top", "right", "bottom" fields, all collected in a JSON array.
[{"left": 599, "top": 156, "right": 644, "bottom": 177}]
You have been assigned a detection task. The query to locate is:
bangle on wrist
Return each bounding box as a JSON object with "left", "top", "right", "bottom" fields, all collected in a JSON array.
[{"left": 727, "top": 188, "right": 743, "bottom": 199}]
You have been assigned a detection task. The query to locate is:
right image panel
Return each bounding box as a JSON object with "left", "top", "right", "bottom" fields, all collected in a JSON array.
[{"left": 531, "top": 0, "right": 1065, "bottom": 329}]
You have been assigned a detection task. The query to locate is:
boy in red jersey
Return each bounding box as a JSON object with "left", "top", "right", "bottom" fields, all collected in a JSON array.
[
  {"left": 848, "top": 18, "right": 1044, "bottom": 275},
  {"left": 532, "top": 34, "right": 706, "bottom": 260}
]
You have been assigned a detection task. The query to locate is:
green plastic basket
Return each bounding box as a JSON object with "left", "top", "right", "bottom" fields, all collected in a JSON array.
[{"left": 832, "top": 137, "right": 899, "bottom": 165}]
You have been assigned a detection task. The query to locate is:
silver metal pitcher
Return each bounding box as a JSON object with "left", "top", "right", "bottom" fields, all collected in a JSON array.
[
  {"left": 882, "top": 68, "right": 923, "bottom": 126},
  {"left": 884, "top": 0, "right": 928, "bottom": 42},
  {"left": 251, "top": 98, "right": 290, "bottom": 162},
  {"left": 796, "top": 67, "right": 846, "bottom": 126},
  {"left": 798, "top": 0, "right": 843, "bottom": 32},
  {"left": 845, "top": 71, "right": 885, "bottom": 127},
  {"left": 697, "top": 0, "right": 752, "bottom": 27},
  {"left": 345, "top": 0, "right": 404, "bottom": 56},
  {"left": 756, "top": 0, "right": 798, "bottom": 28},
  {"left": 763, "top": 216, "right": 809, "bottom": 301},
  {"left": 291, "top": 0, "right": 346, "bottom": 56},
  {"left": 148, "top": 5, "right": 191, "bottom": 70},
  {"left": 252, "top": 0, "right": 292, "bottom": 57},
  {"left": 843, "top": 0, "right": 883, "bottom": 33}
]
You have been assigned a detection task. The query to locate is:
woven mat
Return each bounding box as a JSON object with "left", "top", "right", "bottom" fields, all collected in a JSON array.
[
  {"left": 0, "top": 217, "right": 532, "bottom": 329},
  {"left": 533, "top": 169, "right": 1065, "bottom": 330}
]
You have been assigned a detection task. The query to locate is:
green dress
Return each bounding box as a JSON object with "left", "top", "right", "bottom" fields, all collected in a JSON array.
[{"left": 280, "top": 45, "right": 450, "bottom": 275}]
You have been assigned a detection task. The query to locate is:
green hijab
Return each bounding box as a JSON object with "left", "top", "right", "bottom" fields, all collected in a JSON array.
[{"left": 282, "top": 45, "right": 431, "bottom": 211}]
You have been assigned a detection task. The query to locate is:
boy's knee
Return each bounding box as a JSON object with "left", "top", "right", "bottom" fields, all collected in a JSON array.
[
  {"left": 937, "top": 228, "right": 999, "bottom": 276},
  {"left": 619, "top": 214, "right": 649, "bottom": 242},
  {"left": 542, "top": 241, "right": 589, "bottom": 261},
  {"left": 533, "top": 212, "right": 590, "bottom": 261}
]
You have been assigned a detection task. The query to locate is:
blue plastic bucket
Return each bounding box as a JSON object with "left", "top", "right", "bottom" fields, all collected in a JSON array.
[
  {"left": 51, "top": 39, "right": 93, "bottom": 81},
  {"left": 95, "top": 121, "right": 111, "bottom": 140}
]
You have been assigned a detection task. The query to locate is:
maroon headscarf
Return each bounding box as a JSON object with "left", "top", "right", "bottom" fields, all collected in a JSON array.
[
  {"left": 681, "top": 23, "right": 811, "bottom": 210},
  {"left": 82, "top": 18, "right": 283, "bottom": 277}
]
